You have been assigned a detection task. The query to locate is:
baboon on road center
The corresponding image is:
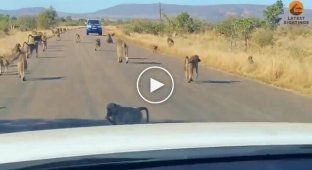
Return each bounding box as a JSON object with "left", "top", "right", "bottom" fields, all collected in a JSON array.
[
  {"left": 95, "top": 38, "right": 101, "bottom": 51},
  {"left": 116, "top": 38, "right": 129, "bottom": 64},
  {"left": 106, "top": 103, "right": 149, "bottom": 125},
  {"left": 184, "top": 55, "right": 201, "bottom": 83},
  {"left": 75, "top": 33, "right": 81, "bottom": 43}
]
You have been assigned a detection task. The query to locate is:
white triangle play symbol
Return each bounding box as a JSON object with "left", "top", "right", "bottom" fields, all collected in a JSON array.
[{"left": 150, "top": 78, "right": 164, "bottom": 93}]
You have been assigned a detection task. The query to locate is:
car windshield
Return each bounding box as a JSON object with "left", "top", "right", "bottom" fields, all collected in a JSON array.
[
  {"left": 88, "top": 20, "right": 100, "bottom": 25},
  {"left": 0, "top": 0, "right": 311, "bottom": 137}
]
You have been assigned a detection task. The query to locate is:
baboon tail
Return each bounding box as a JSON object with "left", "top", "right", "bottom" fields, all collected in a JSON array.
[{"left": 137, "top": 107, "right": 149, "bottom": 123}]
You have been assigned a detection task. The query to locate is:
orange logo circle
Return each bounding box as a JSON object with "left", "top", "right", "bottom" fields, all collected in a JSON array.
[{"left": 289, "top": 1, "right": 304, "bottom": 15}]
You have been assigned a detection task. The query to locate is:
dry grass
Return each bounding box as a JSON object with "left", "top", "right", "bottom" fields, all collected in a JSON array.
[{"left": 106, "top": 25, "right": 312, "bottom": 97}]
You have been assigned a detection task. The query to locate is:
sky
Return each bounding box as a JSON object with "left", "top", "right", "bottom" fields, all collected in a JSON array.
[{"left": 0, "top": 0, "right": 311, "bottom": 13}]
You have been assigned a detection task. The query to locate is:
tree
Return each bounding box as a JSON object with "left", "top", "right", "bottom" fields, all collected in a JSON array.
[
  {"left": 263, "top": 0, "right": 284, "bottom": 29},
  {"left": 215, "top": 17, "right": 238, "bottom": 49},
  {"left": 163, "top": 12, "right": 203, "bottom": 34},
  {"left": 235, "top": 17, "right": 261, "bottom": 51},
  {"left": 0, "top": 14, "right": 10, "bottom": 33},
  {"left": 215, "top": 17, "right": 261, "bottom": 50},
  {"left": 37, "top": 7, "right": 58, "bottom": 29}
]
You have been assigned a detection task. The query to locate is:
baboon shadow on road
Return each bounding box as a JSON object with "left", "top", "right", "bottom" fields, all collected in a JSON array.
[
  {"left": 49, "top": 49, "right": 64, "bottom": 52},
  {"left": 128, "top": 57, "right": 147, "bottom": 60},
  {"left": 78, "top": 41, "right": 93, "bottom": 44},
  {"left": 195, "top": 80, "right": 240, "bottom": 84},
  {"left": 26, "top": 76, "right": 65, "bottom": 81},
  {"left": 0, "top": 119, "right": 189, "bottom": 134},
  {"left": 130, "top": 61, "right": 162, "bottom": 65},
  {"left": 39, "top": 56, "right": 65, "bottom": 59}
]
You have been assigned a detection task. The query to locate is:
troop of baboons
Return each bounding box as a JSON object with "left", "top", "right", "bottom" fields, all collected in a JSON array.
[{"left": 0, "top": 27, "right": 73, "bottom": 81}]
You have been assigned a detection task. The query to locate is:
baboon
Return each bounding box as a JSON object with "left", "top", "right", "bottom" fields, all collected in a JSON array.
[
  {"left": 106, "top": 103, "right": 149, "bottom": 125},
  {"left": 56, "top": 31, "right": 61, "bottom": 41},
  {"left": 42, "top": 33, "right": 48, "bottom": 51},
  {"left": 95, "top": 38, "right": 101, "bottom": 51},
  {"left": 75, "top": 33, "right": 81, "bottom": 43},
  {"left": 27, "top": 34, "right": 40, "bottom": 58},
  {"left": 116, "top": 38, "right": 128, "bottom": 64},
  {"left": 58, "top": 28, "right": 62, "bottom": 34},
  {"left": 106, "top": 34, "right": 113, "bottom": 43},
  {"left": 111, "top": 33, "right": 115, "bottom": 36},
  {"left": 51, "top": 29, "right": 57, "bottom": 35},
  {"left": 248, "top": 56, "right": 254, "bottom": 64},
  {"left": 184, "top": 55, "right": 201, "bottom": 83},
  {"left": 16, "top": 52, "right": 27, "bottom": 81},
  {"left": 0, "top": 56, "right": 9, "bottom": 75},
  {"left": 12, "top": 44, "right": 27, "bottom": 81},
  {"left": 167, "top": 37, "right": 174, "bottom": 47},
  {"left": 152, "top": 45, "right": 158, "bottom": 53}
]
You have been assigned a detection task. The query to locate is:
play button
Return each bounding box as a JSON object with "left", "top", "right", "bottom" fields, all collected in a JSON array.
[
  {"left": 150, "top": 78, "right": 164, "bottom": 93},
  {"left": 137, "top": 66, "right": 174, "bottom": 104}
]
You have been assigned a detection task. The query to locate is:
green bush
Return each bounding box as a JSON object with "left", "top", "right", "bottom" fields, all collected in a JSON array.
[
  {"left": 17, "top": 15, "right": 37, "bottom": 31},
  {"left": 121, "top": 12, "right": 206, "bottom": 35},
  {"left": 123, "top": 19, "right": 162, "bottom": 35},
  {"left": 0, "top": 14, "right": 9, "bottom": 32}
]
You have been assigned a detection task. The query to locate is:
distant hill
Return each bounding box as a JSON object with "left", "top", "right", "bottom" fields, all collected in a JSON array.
[
  {"left": 0, "top": 7, "right": 46, "bottom": 16},
  {"left": 90, "top": 4, "right": 268, "bottom": 21},
  {"left": 1, "top": 4, "right": 312, "bottom": 22}
]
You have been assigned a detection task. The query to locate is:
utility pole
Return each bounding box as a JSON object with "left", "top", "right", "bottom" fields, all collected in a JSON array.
[{"left": 159, "top": 2, "right": 162, "bottom": 22}]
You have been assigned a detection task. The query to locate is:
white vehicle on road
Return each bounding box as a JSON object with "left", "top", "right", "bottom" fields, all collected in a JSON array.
[{"left": 1, "top": 123, "right": 312, "bottom": 169}]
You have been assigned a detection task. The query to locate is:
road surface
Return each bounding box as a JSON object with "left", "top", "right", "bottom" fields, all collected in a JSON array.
[{"left": 0, "top": 29, "right": 312, "bottom": 132}]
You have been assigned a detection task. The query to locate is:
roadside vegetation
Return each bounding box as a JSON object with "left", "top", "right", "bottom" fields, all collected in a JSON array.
[{"left": 106, "top": 0, "right": 312, "bottom": 97}]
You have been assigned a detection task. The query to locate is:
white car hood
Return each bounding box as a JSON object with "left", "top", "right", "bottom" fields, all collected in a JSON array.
[{"left": 1, "top": 122, "right": 312, "bottom": 164}]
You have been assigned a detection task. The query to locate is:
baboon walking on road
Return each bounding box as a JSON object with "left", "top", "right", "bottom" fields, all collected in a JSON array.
[
  {"left": 95, "top": 38, "right": 101, "bottom": 51},
  {"left": 184, "top": 55, "right": 201, "bottom": 83},
  {"left": 12, "top": 43, "right": 27, "bottom": 81},
  {"left": 167, "top": 37, "right": 174, "bottom": 47},
  {"left": 106, "top": 34, "right": 113, "bottom": 43},
  {"left": 152, "top": 45, "right": 158, "bottom": 53},
  {"left": 0, "top": 56, "right": 9, "bottom": 75},
  {"left": 106, "top": 103, "right": 149, "bottom": 125},
  {"left": 27, "top": 34, "right": 40, "bottom": 58},
  {"left": 116, "top": 38, "right": 128, "bottom": 64},
  {"left": 75, "top": 33, "right": 81, "bottom": 43},
  {"left": 42, "top": 33, "right": 48, "bottom": 51},
  {"left": 55, "top": 29, "right": 61, "bottom": 41}
]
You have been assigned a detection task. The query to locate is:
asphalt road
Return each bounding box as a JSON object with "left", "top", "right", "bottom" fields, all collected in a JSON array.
[{"left": 0, "top": 29, "right": 312, "bottom": 132}]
